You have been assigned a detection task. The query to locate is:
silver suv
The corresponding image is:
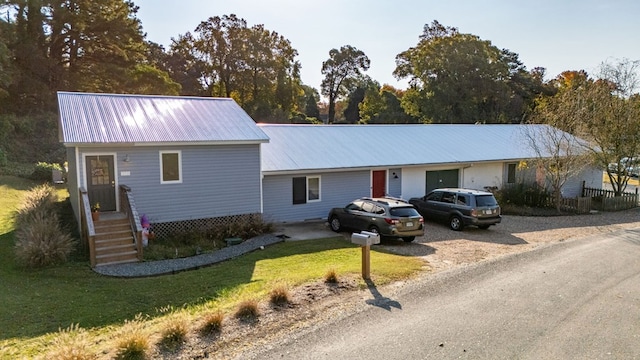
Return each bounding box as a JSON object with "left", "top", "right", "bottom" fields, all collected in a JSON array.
[
  {"left": 409, "top": 188, "right": 501, "bottom": 231},
  {"left": 328, "top": 197, "right": 424, "bottom": 242}
]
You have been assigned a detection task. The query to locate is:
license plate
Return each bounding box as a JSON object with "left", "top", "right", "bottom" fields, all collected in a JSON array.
[
  {"left": 484, "top": 210, "right": 493, "bottom": 214},
  {"left": 406, "top": 222, "right": 413, "bottom": 227}
]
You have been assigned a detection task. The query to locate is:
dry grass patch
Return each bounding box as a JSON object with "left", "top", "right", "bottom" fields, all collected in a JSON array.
[
  {"left": 43, "top": 324, "right": 97, "bottom": 360},
  {"left": 199, "top": 309, "right": 224, "bottom": 335},
  {"left": 324, "top": 268, "right": 339, "bottom": 284},
  {"left": 235, "top": 299, "right": 260, "bottom": 322},
  {"left": 269, "top": 283, "right": 291, "bottom": 306},
  {"left": 114, "top": 315, "right": 150, "bottom": 360},
  {"left": 158, "top": 312, "right": 189, "bottom": 351}
]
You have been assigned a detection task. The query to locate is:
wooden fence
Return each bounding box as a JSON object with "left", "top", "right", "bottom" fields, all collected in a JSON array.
[{"left": 582, "top": 182, "right": 639, "bottom": 211}]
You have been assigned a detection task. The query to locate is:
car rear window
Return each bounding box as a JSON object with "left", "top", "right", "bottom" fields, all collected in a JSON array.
[
  {"left": 390, "top": 207, "right": 420, "bottom": 217},
  {"left": 475, "top": 195, "right": 498, "bottom": 207}
]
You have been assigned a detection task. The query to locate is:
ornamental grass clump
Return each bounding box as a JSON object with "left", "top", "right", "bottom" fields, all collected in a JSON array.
[
  {"left": 114, "top": 315, "right": 150, "bottom": 360},
  {"left": 269, "top": 283, "right": 291, "bottom": 306},
  {"left": 324, "top": 268, "right": 339, "bottom": 284},
  {"left": 199, "top": 310, "right": 224, "bottom": 335},
  {"left": 13, "top": 184, "right": 75, "bottom": 268},
  {"left": 45, "top": 324, "right": 97, "bottom": 360},
  {"left": 158, "top": 313, "right": 189, "bottom": 351},
  {"left": 234, "top": 299, "right": 260, "bottom": 322},
  {"left": 13, "top": 183, "right": 57, "bottom": 228},
  {"left": 14, "top": 211, "right": 75, "bottom": 268}
]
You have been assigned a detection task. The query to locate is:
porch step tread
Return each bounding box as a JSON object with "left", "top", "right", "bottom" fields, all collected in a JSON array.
[
  {"left": 95, "top": 256, "right": 139, "bottom": 267},
  {"left": 94, "top": 231, "right": 133, "bottom": 239}
]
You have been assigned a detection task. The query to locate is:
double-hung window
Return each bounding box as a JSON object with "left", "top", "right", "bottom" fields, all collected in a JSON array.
[
  {"left": 160, "top": 150, "right": 182, "bottom": 184},
  {"left": 293, "top": 176, "right": 321, "bottom": 204}
]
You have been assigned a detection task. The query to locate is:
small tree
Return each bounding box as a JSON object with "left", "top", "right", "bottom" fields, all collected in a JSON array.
[{"left": 522, "top": 124, "right": 589, "bottom": 212}]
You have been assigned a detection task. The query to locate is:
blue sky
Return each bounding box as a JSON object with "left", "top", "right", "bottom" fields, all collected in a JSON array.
[{"left": 134, "top": 0, "right": 639, "bottom": 91}]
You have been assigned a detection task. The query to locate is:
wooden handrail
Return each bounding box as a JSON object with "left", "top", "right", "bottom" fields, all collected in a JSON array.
[
  {"left": 120, "top": 185, "right": 143, "bottom": 261},
  {"left": 79, "top": 187, "right": 96, "bottom": 267}
]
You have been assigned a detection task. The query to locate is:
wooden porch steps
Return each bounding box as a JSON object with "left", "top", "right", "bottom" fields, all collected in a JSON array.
[{"left": 93, "top": 214, "right": 138, "bottom": 266}]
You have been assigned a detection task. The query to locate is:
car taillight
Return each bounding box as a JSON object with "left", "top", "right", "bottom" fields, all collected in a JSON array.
[{"left": 384, "top": 218, "right": 399, "bottom": 225}]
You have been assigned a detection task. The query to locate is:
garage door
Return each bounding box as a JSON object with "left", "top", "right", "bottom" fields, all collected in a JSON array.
[{"left": 426, "top": 169, "right": 459, "bottom": 193}]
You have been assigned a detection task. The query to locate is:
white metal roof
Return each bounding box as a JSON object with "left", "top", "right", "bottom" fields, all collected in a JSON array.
[
  {"left": 57, "top": 92, "right": 269, "bottom": 146},
  {"left": 259, "top": 123, "right": 571, "bottom": 173}
]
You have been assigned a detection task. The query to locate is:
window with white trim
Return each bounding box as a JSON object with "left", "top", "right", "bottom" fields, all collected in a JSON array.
[
  {"left": 293, "top": 176, "right": 321, "bottom": 204},
  {"left": 160, "top": 150, "right": 182, "bottom": 184}
]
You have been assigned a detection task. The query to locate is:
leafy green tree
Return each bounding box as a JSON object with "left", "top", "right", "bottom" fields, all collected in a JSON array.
[
  {"left": 299, "top": 85, "right": 320, "bottom": 120},
  {"left": 394, "top": 20, "right": 540, "bottom": 124},
  {"left": 360, "top": 85, "right": 418, "bottom": 124},
  {"left": 0, "top": 18, "right": 14, "bottom": 101},
  {"left": 181, "top": 14, "right": 302, "bottom": 121},
  {"left": 320, "top": 45, "right": 370, "bottom": 123},
  {"left": 341, "top": 76, "right": 377, "bottom": 123}
]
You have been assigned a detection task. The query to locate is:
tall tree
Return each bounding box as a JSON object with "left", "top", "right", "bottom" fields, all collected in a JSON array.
[
  {"left": 180, "top": 14, "right": 302, "bottom": 121},
  {"left": 576, "top": 61, "right": 640, "bottom": 196},
  {"left": 526, "top": 73, "right": 593, "bottom": 212},
  {"left": 1, "top": 0, "right": 178, "bottom": 114},
  {"left": 360, "top": 85, "right": 418, "bottom": 124},
  {"left": 394, "top": 20, "right": 540, "bottom": 124},
  {"left": 320, "top": 45, "right": 370, "bottom": 123}
]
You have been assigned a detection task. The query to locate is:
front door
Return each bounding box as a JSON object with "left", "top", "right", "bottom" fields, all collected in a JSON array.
[
  {"left": 86, "top": 155, "right": 116, "bottom": 211},
  {"left": 372, "top": 170, "right": 386, "bottom": 197}
]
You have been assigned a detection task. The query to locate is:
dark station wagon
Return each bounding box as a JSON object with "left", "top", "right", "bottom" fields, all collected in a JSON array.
[{"left": 409, "top": 188, "right": 501, "bottom": 231}]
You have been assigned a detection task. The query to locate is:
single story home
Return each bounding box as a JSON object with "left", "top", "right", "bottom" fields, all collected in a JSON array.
[
  {"left": 58, "top": 92, "right": 602, "bottom": 233},
  {"left": 258, "top": 124, "right": 602, "bottom": 222}
]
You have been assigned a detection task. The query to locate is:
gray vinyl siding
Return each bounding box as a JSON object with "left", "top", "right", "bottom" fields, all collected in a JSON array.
[
  {"left": 66, "top": 147, "right": 80, "bottom": 227},
  {"left": 263, "top": 170, "right": 371, "bottom": 222},
  {"left": 76, "top": 144, "right": 262, "bottom": 224},
  {"left": 388, "top": 168, "right": 402, "bottom": 197}
]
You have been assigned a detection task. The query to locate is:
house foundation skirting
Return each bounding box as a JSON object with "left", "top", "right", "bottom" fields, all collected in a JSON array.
[{"left": 151, "top": 213, "right": 263, "bottom": 240}]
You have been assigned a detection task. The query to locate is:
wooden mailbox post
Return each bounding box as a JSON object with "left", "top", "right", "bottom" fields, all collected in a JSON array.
[{"left": 350, "top": 231, "right": 381, "bottom": 280}]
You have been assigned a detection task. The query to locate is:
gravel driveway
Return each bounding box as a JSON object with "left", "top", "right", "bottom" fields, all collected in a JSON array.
[
  {"left": 149, "top": 208, "right": 640, "bottom": 360},
  {"left": 376, "top": 208, "right": 640, "bottom": 273}
]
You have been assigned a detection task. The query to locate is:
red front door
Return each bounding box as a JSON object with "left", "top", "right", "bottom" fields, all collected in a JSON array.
[{"left": 372, "top": 170, "right": 386, "bottom": 197}]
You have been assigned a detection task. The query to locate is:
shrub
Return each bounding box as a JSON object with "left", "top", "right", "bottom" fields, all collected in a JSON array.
[
  {"left": 269, "top": 284, "right": 291, "bottom": 306},
  {"left": 200, "top": 310, "right": 224, "bottom": 335},
  {"left": 234, "top": 299, "right": 260, "bottom": 321},
  {"left": 324, "top": 268, "right": 339, "bottom": 284},
  {"left": 14, "top": 211, "right": 75, "bottom": 268},
  {"left": 496, "top": 182, "right": 552, "bottom": 208},
  {"left": 115, "top": 316, "right": 150, "bottom": 360},
  {"left": 159, "top": 313, "right": 189, "bottom": 351},
  {"left": 31, "top": 162, "right": 63, "bottom": 182},
  {"left": 45, "top": 324, "right": 97, "bottom": 360}
]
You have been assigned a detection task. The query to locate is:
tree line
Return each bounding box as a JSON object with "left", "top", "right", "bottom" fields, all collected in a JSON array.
[{"left": 1, "top": 1, "right": 639, "bottom": 197}]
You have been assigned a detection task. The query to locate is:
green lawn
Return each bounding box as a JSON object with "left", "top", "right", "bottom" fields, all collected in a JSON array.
[{"left": 0, "top": 175, "right": 425, "bottom": 357}]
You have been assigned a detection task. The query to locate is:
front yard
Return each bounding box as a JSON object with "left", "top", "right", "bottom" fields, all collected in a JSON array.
[{"left": 0, "top": 175, "right": 424, "bottom": 358}]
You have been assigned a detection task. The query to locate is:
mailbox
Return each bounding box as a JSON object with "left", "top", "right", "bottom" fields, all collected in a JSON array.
[{"left": 351, "top": 231, "right": 380, "bottom": 246}]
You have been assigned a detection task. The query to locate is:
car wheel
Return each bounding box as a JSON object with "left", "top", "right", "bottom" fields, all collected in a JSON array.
[
  {"left": 402, "top": 236, "right": 415, "bottom": 242},
  {"left": 329, "top": 216, "right": 342, "bottom": 232},
  {"left": 478, "top": 225, "right": 490, "bottom": 230},
  {"left": 449, "top": 215, "right": 463, "bottom": 231},
  {"left": 368, "top": 226, "right": 380, "bottom": 234}
]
